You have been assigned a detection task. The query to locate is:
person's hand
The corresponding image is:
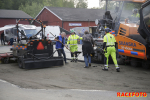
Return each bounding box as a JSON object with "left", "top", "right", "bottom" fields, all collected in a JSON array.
[
  {"left": 65, "top": 45, "right": 68, "bottom": 48},
  {"left": 54, "top": 39, "right": 58, "bottom": 41}
]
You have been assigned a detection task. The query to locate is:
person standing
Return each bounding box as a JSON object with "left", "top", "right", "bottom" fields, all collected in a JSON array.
[
  {"left": 67, "top": 30, "right": 82, "bottom": 62},
  {"left": 55, "top": 32, "right": 68, "bottom": 64},
  {"left": 82, "top": 31, "right": 94, "bottom": 68},
  {"left": 131, "top": 9, "right": 140, "bottom": 18},
  {"left": 102, "top": 28, "right": 120, "bottom": 72},
  {"left": 1, "top": 31, "right": 5, "bottom": 45}
]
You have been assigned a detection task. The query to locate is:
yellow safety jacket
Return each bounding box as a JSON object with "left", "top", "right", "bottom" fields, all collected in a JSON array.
[
  {"left": 103, "top": 33, "right": 116, "bottom": 46},
  {"left": 67, "top": 34, "right": 82, "bottom": 46},
  {"left": 131, "top": 13, "right": 140, "bottom": 18}
]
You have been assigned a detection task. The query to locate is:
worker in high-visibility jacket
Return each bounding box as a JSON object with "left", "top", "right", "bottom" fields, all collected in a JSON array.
[
  {"left": 102, "top": 28, "right": 120, "bottom": 72},
  {"left": 67, "top": 30, "right": 82, "bottom": 62},
  {"left": 131, "top": 9, "right": 140, "bottom": 18}
]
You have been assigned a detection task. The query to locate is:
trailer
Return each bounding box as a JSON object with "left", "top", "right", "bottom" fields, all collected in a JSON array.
[{"left": 0, "top": 52, "right": 14, "bottom": 64}]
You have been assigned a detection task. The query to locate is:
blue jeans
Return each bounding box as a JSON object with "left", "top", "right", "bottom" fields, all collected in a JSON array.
[
  {"left": 80, "top": 40, "right": 82, "bottom": 44},
  {"left": 84, "top": 54, "right": 91, "bottom": 67},
  {"left": 57, "top": 49, "right": 66, "bottom": 63}
]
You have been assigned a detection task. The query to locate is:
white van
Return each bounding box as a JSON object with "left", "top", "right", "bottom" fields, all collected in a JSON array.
[
  {"left": 36, "top": 26, "right": 61, "bottom": 42},
  {"left": 0, "top": 24, "right": 38, "bottom": 42}
]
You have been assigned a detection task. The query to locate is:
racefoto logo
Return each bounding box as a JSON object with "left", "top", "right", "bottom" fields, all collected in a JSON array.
[{"left": 117, "top": 92, "right": 147, "bottom": 97}]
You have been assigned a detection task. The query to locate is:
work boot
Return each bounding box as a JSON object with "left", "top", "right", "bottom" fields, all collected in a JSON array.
[
  {"left": 102, "top": 67, "right": 108, "bottom": 71},
  {"left": 70, "top": 59, "right": 74, "bottom": 62},
  {"left": 65, "top": 62, "right": 69, "bottom": 64},
  {"left": 84, "top": 66, "right": 89, "bottom": 68},
  {"left": 75, "top": 58, "right": 78, "bottom": 62},
  {"left": 89, "top": 63, "right": 91, "bottom": 67},
  {"left": 116, "top": 67, "right": 120, "bottom": 72}
]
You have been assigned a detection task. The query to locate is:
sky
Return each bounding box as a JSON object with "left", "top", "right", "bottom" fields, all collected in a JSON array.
[{"left": 87, "top": 0, "right": 100, "bottom": 8}]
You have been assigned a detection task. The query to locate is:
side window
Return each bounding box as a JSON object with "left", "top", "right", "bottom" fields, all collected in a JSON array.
[
  {"left": 6, "top": 29, "right": 9, "bottom": 34},
  {"left": 13, "top": 28, "right": 17, "bottom": 36},
  {"left": 143, "top": 4, "right": 150, "bottom": 31}
]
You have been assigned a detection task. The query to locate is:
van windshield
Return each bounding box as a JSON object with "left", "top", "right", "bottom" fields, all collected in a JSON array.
[{"left": 24, "top": 29, "right": 37, "bottom": 36}]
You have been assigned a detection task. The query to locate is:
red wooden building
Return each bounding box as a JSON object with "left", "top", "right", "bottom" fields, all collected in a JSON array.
[
  {"left": 34, "top": 6, "right": 105, "bottom": 31},
  {"left": 0, "top": 10, "right": 33, "bottom": 34}
]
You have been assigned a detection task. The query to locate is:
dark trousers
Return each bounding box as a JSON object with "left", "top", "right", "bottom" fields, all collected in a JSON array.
[
  {"left": 1, "top": 38, "right": 5, "bottom": 45},
  {"left": 71, "top": 52, "right": 77, "bottom": 58},
  {"left": 57, "top": 49, "right": 66, "bottom": 63}
]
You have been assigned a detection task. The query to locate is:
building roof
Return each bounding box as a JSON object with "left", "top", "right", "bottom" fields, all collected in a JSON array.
[
  {"left": 36, "top": 6, "right": 114, "bottom": 21},
  {"left": 0, "top": 9, "right": 33, "bottom": 19},
  {"left": 47, "top": 7, "right": 106, "bottom": 21},
  {"left": 35, "top": 6, "right": 131, "bottom": 22}
]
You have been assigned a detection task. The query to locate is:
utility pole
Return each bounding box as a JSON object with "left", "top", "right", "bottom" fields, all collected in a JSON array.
[{"left": 106, "top": 0, "right": 108, "bottom": 12}]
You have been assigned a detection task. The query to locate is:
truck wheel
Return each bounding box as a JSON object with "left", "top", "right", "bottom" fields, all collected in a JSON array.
[
  {"left": 91, "top": 56, "right": 97, "bottom": 63},
  {"left": 130, "top": 58, "right": 138, "bottom": 67},
  {"left": 98, "top": 54, "right": 102, "bottom": 62},
  {"left": 117, "top": 58, "right": 124, "bottom": 65},
  {"left": 142, "top": 60, "right": 150, "bottom": 69},
  {"left": 18, "top": 58, "right": 23, "bottom": 69},
  {"left": 3, "top": 58, "right": 9, "bottom": 64}
]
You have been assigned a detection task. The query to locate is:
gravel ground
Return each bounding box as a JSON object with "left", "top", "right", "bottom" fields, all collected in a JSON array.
[{"left": 0, "top": 45, "right": 150, "bottom": 99}]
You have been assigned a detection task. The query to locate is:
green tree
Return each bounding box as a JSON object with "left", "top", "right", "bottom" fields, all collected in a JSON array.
[
  {"left": 19, "top": 2, "right": 48, "bottom": 18},
  {"left": 19, "top": 0, "right": 75, "bottom": 18},
  {"left": 45, "top": 0, "right": 75, "bottom": 8},
  {"left": 124, "top": 3, "right": 141, "bottom": 10},
  {"left": 100, "top": 1, "right": 120, "bottom": 10},
  {"left": 63, "top": 0, "right": 75, "bottom": 8},
  {"left": 100, "top": 1, "right": 142, "bottom": 11},
  {"left": 91, "top": 7, "right": 100, "bottom": 9},
  {"left": 76, "top": 0, "right": 88, "bottom": 8},
  {"left": 0, "top": 0, "right": 13, "bottom": 9},
  {"left": 0, "top": 0, "right": 44, "bottom": 10}
]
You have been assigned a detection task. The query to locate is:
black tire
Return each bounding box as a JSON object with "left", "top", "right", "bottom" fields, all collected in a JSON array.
[
  {"left": 91, "top": 56, "right": 97, "bottom": 63},
  {"left": 142, "top": 60, "right": 150, "bottom": 69},
  {"left": 18, "top": 58, "right": 23, "bottom": 69},
  {"left": 117, "top": 58, "right": 125, "bottom": 65},
  {"left": 130, "top": 58, "right": 139, "bottom": 67},
  {"left": 3, "top": 58, "right": 9, "bottom": 64}
]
